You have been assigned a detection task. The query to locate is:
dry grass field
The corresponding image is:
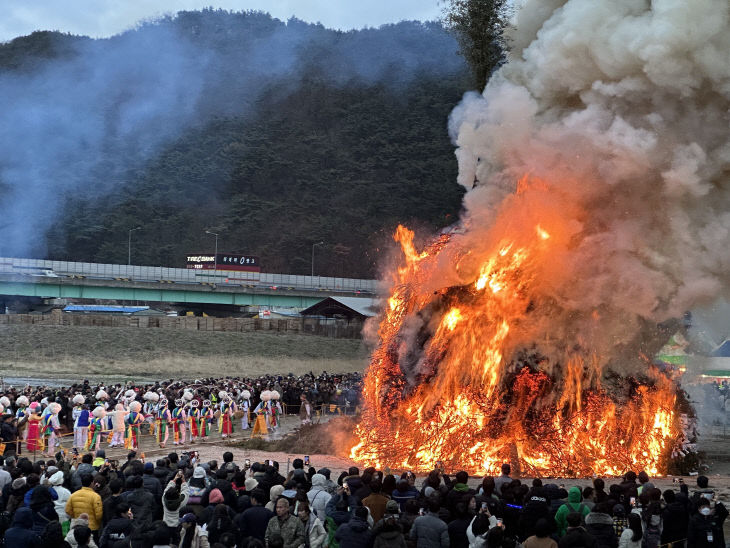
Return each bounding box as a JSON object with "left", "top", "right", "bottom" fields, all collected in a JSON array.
[{"left": 0, "top": 324, "right": 369, "bottom": 383}]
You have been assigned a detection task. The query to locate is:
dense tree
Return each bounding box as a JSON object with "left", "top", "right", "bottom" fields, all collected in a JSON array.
[
  {"left": 0, "top": 11, "right": 471, "bottom": 278},
  {"left": 442, "top": 0, "right": 510, "bottom": 90}
]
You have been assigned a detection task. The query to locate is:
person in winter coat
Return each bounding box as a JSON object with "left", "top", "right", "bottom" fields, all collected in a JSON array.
[
  {"left": 363, "top": 479, "right": 390, "bottom": 525},
  {"left": 409, "top": 500, "right": 449, "bottom": 548},
  {"left": 121, "top": 475, "right": 156, "bottom": 527},
  {"left": 265, "top": 498, "right": 305, "bottom": 548},
  {"left": 447, "top": 502, "right": 472, "bottom": 548},
  {"left": 207, "top": 503, "right": 240, "bottom": 545},
  {"left": 298, "top": 502, "right": 328, "bottom": 548},
  {"left": 71, "top": 455, "right": 95, "bottom": 492},
  {"left": 266, "top": 485, "right": 285, "bottom": 512},
  {"left": 391, "top": 480, "right": 420, "bottom": 512},
  {"left": 47, "top": 470, "right": 72, "bottom": 533},
  {"left": 466, "top": 509, "right": 498, "bottom": 548},
  {"left": 65, "top": 514, "right": 98, "bottom": 548},
  {"left": 142, "top": 463, "right": 163, "bottom": 502},
  {"left": 308, "top": 473, "right": 333, "bottom": 522},
  {"left": 686, "top": 497, "right": 729, "bottom": 548},
  {"left": 523, "top": 518, "right": 557, "bottom": 548},
  {"left": 519, "top": 487, "right": 552, "bottom": 541},
  {"left": 98, "top": 502, "right": 135, "bottom": 548},
  {"left": 584, "top": 504, "right": 617, "bottom": 548},
  {"left": 558, "top": 512, "right": 597, "bottom": 548},
  {"left": 29, "top": 485, "right": 60, "bottom": 535},
  {"left": 162, "top": 472, "right": 189, "bottom": 536},
  {"left": 372, "top": 500, "right": 407, "bottom": 548},
  {"left": 65, "top": 474, "right": 104, "bottom": 534},
  {"left": 554, "top": 487, "right": 590, "bottom": 537},
  {"left": 660, "top": 489, "right": 688, "bottom": 548},
  {"left": 4, "top": 507, "right": 42, "bottom": 547},
  {"left": 234, "top": 488, "right": 274, "bottom": 543},
  {"left": 179, "top": 513, "right": 210, "bottom": 548},
  {"left": 617, "top": 513, "right": 642, "bottom": 548},
  {"left": 335, "top": 505, "right": 371, "bottom": 548},
  {"left": 41, "top": 520, "right": 72, "bottom": 548}
]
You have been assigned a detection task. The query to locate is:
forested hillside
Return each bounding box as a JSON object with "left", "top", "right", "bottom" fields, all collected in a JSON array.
[{"left": 0, "top": 10, "right": 471, "bottom": 278}]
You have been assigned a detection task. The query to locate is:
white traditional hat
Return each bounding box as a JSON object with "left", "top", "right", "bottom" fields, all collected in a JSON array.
[
  {"left": 0, "top": 396, "right": 10, "bottom": 408},
  {"left": 124, "top": 389, "right": 136, "bottom": 400},
  {"left": 95, "top": 390, "right": 109, "bottom": 400},
  {"left": 260, "top": 390, "right": 272, "bottom": 401},
  {"left": 72, "top": 394, "right": 85, "bottom": 405},
  {"left": 16, "top": 396, "right": 29, "bottom": 407},
  {"left": 183, "top": 391, "right": 193, "bottom": 401},
  {"left": 92, "top": 406, "right": 106, "bottom": 418},
  {"left": 242, "top": 390, "right": 251, "bottom": 400},
  {"left": 129, "top": 401, "right": 142, "bottom": 412},
  {"left": 270, "top": 390, "right": 280, "bottom": 400}
]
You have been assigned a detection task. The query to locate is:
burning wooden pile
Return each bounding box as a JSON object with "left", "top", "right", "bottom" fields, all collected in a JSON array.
[{"left": 351, "top": 223, "right": 684, "bottom": 477}]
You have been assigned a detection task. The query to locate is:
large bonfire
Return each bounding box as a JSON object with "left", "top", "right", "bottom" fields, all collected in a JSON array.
[{"left": 351, "top": 0, "right": 730, "bottom": 477}]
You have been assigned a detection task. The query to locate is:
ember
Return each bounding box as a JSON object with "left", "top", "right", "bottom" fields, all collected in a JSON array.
[{"left": 351, "top": 214, "right": 682, "bottom": 477}]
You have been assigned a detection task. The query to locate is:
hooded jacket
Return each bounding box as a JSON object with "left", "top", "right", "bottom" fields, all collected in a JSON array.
[
  {"left": 4, "top": 507, "right": 41, "bottom": 548},
  {"left": 335, "top": 516, "right": 371, "bottom": 548},
  {"left": 585, "top": 512, "right": 618, "bottom": 548},
  {"left": 307, "top": 474, "right": 332, "bottom": 521},
  {"left": 554, "top": 487, "right": 590, "bottom": 537}
]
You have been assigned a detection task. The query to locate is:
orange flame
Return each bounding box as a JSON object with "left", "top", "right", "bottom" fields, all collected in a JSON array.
[{"left": 352, "top": 186, "right": 681, "bottom": 477}]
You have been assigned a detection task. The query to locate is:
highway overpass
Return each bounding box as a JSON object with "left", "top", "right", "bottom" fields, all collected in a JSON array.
[{"left": 0, "top": 257, "right": 378, "bottom": 309}]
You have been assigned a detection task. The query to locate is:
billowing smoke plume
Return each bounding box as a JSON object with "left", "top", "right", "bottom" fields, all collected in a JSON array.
[
  {"left": 443, "top": 0, "right": 730, "bottom": 373},
  {"left": 0, "top": 12, "right": 463, "bottom": 257}
]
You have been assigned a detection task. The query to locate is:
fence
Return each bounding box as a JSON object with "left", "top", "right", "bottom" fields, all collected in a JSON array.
[{"left": 0, "top": 311, "right": 365, "bottom": 339}]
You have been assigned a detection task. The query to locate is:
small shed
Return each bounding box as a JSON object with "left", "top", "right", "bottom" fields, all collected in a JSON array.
[{"left": 300, "top": 297, "right": 377, "bottom": 322}]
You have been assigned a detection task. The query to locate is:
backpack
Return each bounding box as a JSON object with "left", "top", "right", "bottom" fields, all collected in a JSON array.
[{"left": 188, "top": 484, "right": 206, "bottom": 505}]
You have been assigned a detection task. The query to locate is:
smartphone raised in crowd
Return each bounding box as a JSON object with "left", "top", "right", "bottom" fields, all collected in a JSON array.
[{"left": 304, "top": 455, "right": 310, "bottom": 466}]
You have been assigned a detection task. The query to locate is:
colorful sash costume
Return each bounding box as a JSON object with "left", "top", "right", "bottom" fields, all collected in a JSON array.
[
  {"left": 200, "top": 402, "right": 213, "bottom": 438},
  {"left": 126, "top": 411, "right": 144, "bottom": 450},
  {"left": 86, "top": 417, "right": 104, "bottom": 451},
  {"left": 188, "top": 403, "right": 200, "bottom": 440},
  {"left": 219, "top": 400, "right": 234, "bottom": 437},
  {"left": 157, "top": 403, "right": 170, "bottom": 447},
  {"left": 172, "top": 404, "right": 186, "bottom": 444}
]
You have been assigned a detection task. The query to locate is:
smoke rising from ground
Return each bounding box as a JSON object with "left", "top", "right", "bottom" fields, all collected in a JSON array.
[
  {"left": 0, "top": 11, "right": 463, "bottom": 257},
  {"left": 439, "top": 0, "right": 730, "bottom": 374}
]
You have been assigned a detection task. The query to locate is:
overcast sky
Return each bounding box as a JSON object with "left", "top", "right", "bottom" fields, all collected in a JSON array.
[{"left": 0, "top": 0, "right": 444, "bottom": 42}]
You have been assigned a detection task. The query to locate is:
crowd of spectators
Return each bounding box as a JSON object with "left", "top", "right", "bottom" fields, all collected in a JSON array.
[{"left": 0, "top": 452, "right": 726, "bottom": 548}]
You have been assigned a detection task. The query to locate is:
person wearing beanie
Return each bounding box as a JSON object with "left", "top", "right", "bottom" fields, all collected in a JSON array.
[
  {"left": 371, "top": 499, "right": 406, "bottom": 548},
  {"left": 245, "top": 477, "right": 259, "bottom": 492}
]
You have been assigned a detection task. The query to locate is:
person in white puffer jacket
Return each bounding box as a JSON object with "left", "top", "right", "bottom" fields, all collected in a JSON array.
[{"left": 46, "top": 470, "right": 72, "bottom": 532}]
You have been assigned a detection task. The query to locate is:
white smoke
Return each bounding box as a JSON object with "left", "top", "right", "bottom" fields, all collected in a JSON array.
[{"left": 445, "top": 0, "right": 730, "bottom": 372}]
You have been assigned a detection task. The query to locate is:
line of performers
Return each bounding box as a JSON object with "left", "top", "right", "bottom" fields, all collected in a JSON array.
[{"left": 70, "top": 387, "right": 285, "bottom": 451}]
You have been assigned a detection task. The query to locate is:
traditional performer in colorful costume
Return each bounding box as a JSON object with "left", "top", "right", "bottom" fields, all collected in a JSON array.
[
  {"left": 240, "top": 390, "right": 251, "bottom": 430},
  {"left": 86, "top": 406, "right": 106, "bottom": 452},
  {"left": 270, "top": 390, "right": 282, "bottom": 431},
  {"left": 25, "top": 402, "right": 42, "bottom": 452},
  {"left": 200, "top": 399, "right": 213, "bottom": 439},
  {"left": 188, "top": 399, "right": 200, "bottom": 441},
  {"left": 125, "top": 401, "right": 144, "bottom": 450},
  {"left": 157, "top": 398, "right": 171, "bottom": 448},
  {"left": 252, "top": 390, "right": 271, "bottom": 437},
  {"left": 171, "top": 398, "right": 187, "bottom": 445},
  {"left": 40, "top": 402, "right": 62, "bottom": 456},
  {"left": 143, "top": 391, "right": 159, "bottom": 436},
  {"left": 110, "top": 403, "right": 127, "bottom": 447},
  {"left": 218, "top": 392, "right": 235, "bottom": 438}
]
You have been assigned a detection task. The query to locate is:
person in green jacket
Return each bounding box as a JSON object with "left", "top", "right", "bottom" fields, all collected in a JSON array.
[{"left": 554, "top": 486, "right": 590, "bottom": 536}]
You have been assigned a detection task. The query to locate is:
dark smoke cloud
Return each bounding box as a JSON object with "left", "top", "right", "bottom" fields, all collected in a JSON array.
[{"left": 0, "top": 11, "right": 464, "bottom": 257}]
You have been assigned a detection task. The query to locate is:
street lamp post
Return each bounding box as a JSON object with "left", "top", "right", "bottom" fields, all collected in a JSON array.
[
  {"left": 127, "top": 227, "right": 141, "bottom": 266},
  {"left": 311, "top": 241, "right": 324, "bottom": 278},
  {"left": 205, "top": 230, "right": 219, "bottom": 278}
]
